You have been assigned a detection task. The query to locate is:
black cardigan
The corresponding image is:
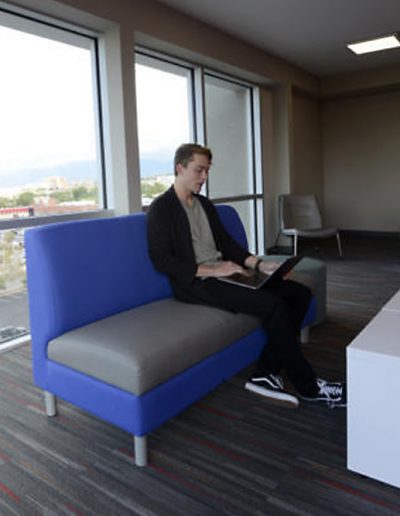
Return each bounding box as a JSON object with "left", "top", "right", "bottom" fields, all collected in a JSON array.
[{"left": 147, "top": 186, "right": 250, "bottom": 292}]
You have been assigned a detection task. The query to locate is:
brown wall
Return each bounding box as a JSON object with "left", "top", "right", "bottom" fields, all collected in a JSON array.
[
  {"left": 292, "top": 92, "right": 323, "bottom": 203},
  {"left": 323, "top": 90, "right": 400, "bottom": 231}
]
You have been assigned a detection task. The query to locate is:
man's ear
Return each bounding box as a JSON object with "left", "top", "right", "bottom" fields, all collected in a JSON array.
[{"left": 176, "top": 163, "right": 184, "bottom": 176}]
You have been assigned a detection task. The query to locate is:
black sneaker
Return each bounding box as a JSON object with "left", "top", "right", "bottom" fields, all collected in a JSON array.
[
  {"left": 300, "top": 378, "right": 346, "bottom": 408},
  {"left": 245, "top": 373, "right": 299, "bottom": 408}
]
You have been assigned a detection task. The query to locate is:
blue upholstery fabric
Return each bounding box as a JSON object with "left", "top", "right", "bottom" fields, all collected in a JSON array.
[
  {"left": 216, "top": 204, "right": 249, "bottom": 249},
  {"left": 25, "top": 204, "right": 316, "bottom": 440}
]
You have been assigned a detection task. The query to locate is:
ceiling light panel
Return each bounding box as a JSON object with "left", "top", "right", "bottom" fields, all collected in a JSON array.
[{"left": 347, "top": 34, "right": 400, "bottom": 55}]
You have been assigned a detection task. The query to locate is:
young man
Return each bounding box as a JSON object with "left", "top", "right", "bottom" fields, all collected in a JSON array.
[{"left": 147, "top": 143, "right": 345, "bottom": 408}]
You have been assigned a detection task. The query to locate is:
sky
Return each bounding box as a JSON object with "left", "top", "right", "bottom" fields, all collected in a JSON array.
[
  {"left": 135, "top": 63, "right": 191, "bottom": 163},
  {"left": 0, "top": 23, "right": 190, "bottom": 182},
  {"left": 0, "top": 25, "right": 97, "bottom": 175}
]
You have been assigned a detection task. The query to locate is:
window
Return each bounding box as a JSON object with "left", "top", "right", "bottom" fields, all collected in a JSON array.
[
  {"left": 0, "top": 12, "right": 105, "bottom": 221},
  {"left": 204, "top": 73, "right": 263, "bottom": 253},
  {"left": 135, "top": 52, "right": 263, "bottom": 252},
  {"left": 134, "top": 52, "right": 264, "bottom": 254},
  {"left": 0, "top": 8, "right": 105, "bottom": 350},
  {"left": 135, "top": 52, "right": 195, "bottom": 206},
  {"left": 0, "top": 228, "right": 29, "bottom": 348}
]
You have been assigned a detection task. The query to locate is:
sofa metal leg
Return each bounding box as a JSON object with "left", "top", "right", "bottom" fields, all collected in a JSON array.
[
  {"left": 300, "top": 326, "right": 309, "bottom": 344},
  {"left": 134, "top": 435, "right": 148, "bottom": 466},
  {"left": 44, "top": 391, "right": 57, "bottom": 416}
]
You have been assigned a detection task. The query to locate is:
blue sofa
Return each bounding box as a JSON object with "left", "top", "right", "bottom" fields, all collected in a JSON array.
[{"left": 25, "top": 205, "right": 316, "bottom": 466}]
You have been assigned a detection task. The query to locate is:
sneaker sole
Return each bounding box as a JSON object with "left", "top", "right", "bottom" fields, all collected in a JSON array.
[
  {"left": 299, "top": 395, "right": 346, "bottom": 408},
  {"left": 245, "top": 382, "right": 299, "bottom": 408}
]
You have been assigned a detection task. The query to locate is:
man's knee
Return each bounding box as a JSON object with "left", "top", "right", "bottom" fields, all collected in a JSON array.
[
  {"left": 301, "top": 282, "right": 312, "bottom": 303},
  {"left": 287, "top": 280, "right": 312, "bottom": 304},
  {"left": 262, "top": 296, "right": 289, "bottom": 325}
]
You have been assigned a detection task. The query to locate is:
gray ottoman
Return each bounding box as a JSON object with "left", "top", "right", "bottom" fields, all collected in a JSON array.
[{"left": 261, "top": 255, "right": 327, "bottom": 326}]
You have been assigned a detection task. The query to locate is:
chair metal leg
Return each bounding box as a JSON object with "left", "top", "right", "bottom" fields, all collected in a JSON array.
[
  {"left": 336, "top": 232, "right": 343, "bottom": 257},
  {"left": 134, "top": 435, "right": 148, "bottom": 466},
  {"left": 44, "top": 391, "right": 57, "bottom": 417},
  {"left": 293, "top": 235, "right": 298, "bottom": 256},
  {"left": 274, "top": 230, "right": 281, "bottom": 248}
]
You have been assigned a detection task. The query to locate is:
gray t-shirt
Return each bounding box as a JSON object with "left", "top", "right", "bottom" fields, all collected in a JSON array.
[{"left": 182, "top": 197, "right": 222, "bottom": 265}]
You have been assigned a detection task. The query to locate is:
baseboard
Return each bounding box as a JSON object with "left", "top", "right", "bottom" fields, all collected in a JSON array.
[
  {"left": 341, "top": 229, "right": 400, "bottom": 240},
  {"left": 267, "top": 231, "right": 400, "bottom": 255}
]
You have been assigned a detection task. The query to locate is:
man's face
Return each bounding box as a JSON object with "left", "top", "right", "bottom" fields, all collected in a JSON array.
[{"left": 176, "top": 153, "right": 211, "bottom": 194}]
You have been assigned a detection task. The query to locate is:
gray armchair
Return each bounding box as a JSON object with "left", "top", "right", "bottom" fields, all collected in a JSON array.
[{"left": 276, "top": 194, "right": 342, "bottom": 257}]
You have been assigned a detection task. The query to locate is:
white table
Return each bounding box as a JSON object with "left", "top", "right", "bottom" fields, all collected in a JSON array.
[
  {"left": 347, "top": 291, "right": 400, "bottom": 488},
  {"left": 382, "top": 289, "right": 400, "bottom": 313}
]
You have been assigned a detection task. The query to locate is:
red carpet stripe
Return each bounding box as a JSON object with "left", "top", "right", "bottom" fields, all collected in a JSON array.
[{"left": 0, "top": 483, "right": 20, "bottom": 504}]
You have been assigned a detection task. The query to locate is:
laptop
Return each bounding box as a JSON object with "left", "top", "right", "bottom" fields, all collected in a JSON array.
[{"left": 217, "top": 255, "right": 303, "bottom": 290}]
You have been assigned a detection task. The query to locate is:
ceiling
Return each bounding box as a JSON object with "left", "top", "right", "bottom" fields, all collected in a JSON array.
[{"left": 156, "top": 0, "right": 400, "bottom": 77}]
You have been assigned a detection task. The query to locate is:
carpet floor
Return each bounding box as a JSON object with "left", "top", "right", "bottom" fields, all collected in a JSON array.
[{"left": 1, "top": 236, "right": 400, "bottom": 515}]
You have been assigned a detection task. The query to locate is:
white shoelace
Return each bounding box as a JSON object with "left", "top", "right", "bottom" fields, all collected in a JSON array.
[
  {"left": 270, "top": 374, "right": 284, "bottom": 390},
  {"left": 317, "top": 378, "right": 343, "bottom": 399}
]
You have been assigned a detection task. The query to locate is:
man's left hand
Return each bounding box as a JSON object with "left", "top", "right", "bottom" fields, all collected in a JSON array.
[{"left": 258, "top": 260, "right": 280, "bottom": 275}]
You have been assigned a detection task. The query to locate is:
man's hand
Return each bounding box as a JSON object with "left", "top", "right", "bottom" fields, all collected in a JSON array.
[
  {"left": 196, "top": 261, "right": 246, "bottom": 278},
  {"left": 258, "top": 260, "right": 280, "bottom": 275},
  {"left": 213, "top": 261, "right": 247, "bottom": 277}
]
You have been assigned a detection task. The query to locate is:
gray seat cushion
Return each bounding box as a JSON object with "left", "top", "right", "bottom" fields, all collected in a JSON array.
[{"left": 48, "top": 298, "right": 260, "bottom": 396}]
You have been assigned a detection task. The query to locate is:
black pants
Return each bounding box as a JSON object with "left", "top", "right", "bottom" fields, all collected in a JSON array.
[{"left": 175, "top": 278, "right": 318, "bottom": 397}]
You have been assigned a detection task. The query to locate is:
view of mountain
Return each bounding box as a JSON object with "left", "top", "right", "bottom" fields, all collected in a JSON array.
[
  {"left": 0, "top": 161, "right": 97, "bottom": 188},
  {"left": 139, "top": 158, "right": 172, "bottom": 177},
  {"left": 0, "top": 158, "right": 172, "bottom": 190}
]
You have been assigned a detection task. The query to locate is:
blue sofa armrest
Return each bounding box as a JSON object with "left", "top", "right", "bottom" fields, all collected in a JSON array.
[{"left": 216, "top": 204, "right": 249, "bottom": 249}]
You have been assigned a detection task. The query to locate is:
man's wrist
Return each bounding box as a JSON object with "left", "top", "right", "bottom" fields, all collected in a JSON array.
[{"left": 254, "top": 258, "right": 263, "bottom": 271}]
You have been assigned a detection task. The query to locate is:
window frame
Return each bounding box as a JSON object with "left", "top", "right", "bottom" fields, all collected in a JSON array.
[
  {"left": 0, "top": 5, "right": 109, "bottom": 233},
  {"left": 0, "top": 4, "right": 110, "bottom": 351},
  {"left": 203, "top": 70, "right": 264, "bottom": 254},
  {"left": 135, "top": 47, "right": 200, "bottom": 197}
]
